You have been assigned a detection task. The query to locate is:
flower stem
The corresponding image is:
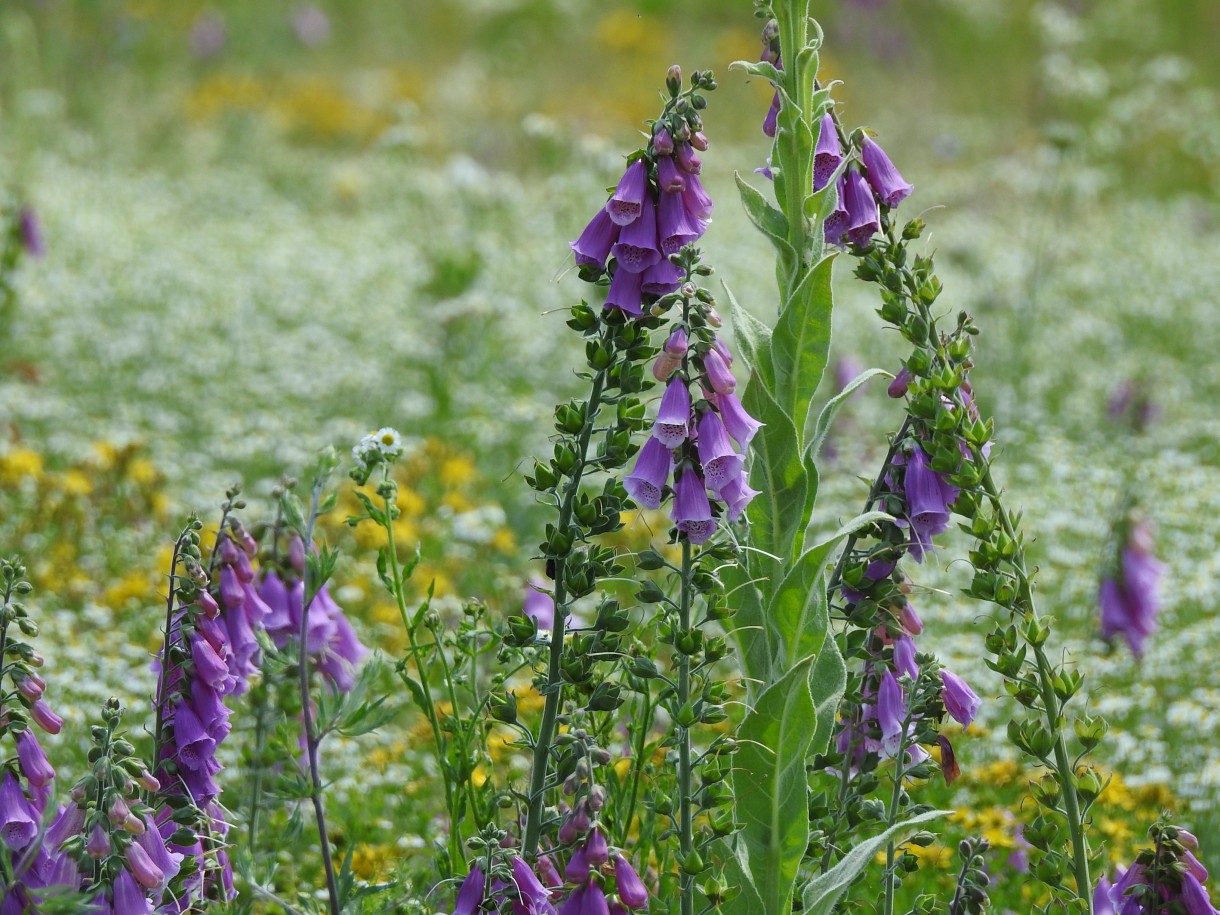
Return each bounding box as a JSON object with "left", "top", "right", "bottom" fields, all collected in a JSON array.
[{"left": 678, "top": 540, "right": 695, "bottom": 915}]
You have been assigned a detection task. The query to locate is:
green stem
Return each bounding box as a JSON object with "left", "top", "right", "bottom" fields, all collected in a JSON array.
[
  {"left": 247, "top": 682, "right": 269, "bottom": 853},
  {"left": 522, "top": 329, "right": 613, "bottom": 859},
  {"left": 382, "top": 486, "right": 464, "bottom": 870},
  {"left": 617, "top": 687, "right": 654, "bottom": 850},
  {"left": 677, "top": 540, "right": 695, "bottom": 915}
]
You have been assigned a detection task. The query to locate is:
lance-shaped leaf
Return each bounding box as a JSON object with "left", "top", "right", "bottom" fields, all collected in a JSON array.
[
  {"left": 809, "top": 633, "right": 846, "bottom": 755},
  {"left": 727, "top": 656, "right": 817, "bottom": 915},
  {"left": 736, "top": 171, "right": 796, "bottom": 278},
  {"left": 800, "top": 810, "right": 950, "bottom": 915},
  {"left": 768, "top": 540, "right": 832, "bottom": 674},
  {"left": 721, "top": 564, "right": 774, "bottom": 694},
  {"left": 806, "top": 367, "right": 891, "bottom": 456},
  {"left": 742, "top": 379, "right": 807, "bottom": 573},
  {"left": 771, "top": 253, "right": 836, "bottom": 443},
  {"left": 724, "top": 282, "right": 775, "bottom": 394}
]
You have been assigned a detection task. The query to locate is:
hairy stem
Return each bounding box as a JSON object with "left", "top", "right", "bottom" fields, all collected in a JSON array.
[{"left": 678, "top": 540, "right": 695, "bottom": 915}]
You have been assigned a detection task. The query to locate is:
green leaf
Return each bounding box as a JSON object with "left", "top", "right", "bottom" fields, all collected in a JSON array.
[
  {"left": 771, "top": 253, "right": 836, "bottom": 442},
  {"left": 722, "top": 565, "right": 774, "bottom": 692},
  {"left": 742, "top": 380, "right": 807, "bottom": 574},
  {"left": 719, "top": 835, "right": 764, "bottom": 915},
  {"left": 723, "top": 281, "right": 775, "bottom": 393},
  {"left": 729, "top": 657, "right": 817, "bottom": 915},
  {"left": 728, "top": 59, "right": 782, "bottom": 84},
  {"left": 807, "top": 367, "right": 891, "bottom": 457},
  {"left": 809, "top": 633, "right": 846, "bottom": 755},
  {"left": 800, "top": 810, "right": 950, "bottom": 915},
  {"left": 736, "top": 171, "right": 796, "bottom": 269},
  {"left": 767, "top": 544, "right": 832, "bottom": 674}
]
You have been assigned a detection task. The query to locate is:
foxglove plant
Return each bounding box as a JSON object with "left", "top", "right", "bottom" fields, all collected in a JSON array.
[{"left": 0, "top": 200, "right": 43, "bottom": 340}]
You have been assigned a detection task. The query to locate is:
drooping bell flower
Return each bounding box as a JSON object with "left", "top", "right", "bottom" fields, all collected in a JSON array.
[
  {"left": 86, "top": 824, "right": 110, "bottom": 859},
  {"left": 814, "top": 113, "right": 842, "bottom": 191},
  {"left": 641, "top": 258, "right": 683, "bottom": 297},
  {"left": 111, "top": 869, "right": 153, "bottom": 915},
  {"left": 1182, "top": 873, "right": 1220, "bottom": 915},
  {"left": 719, "top": 474, "right": 760, "bottom": 523},
  {"left": 13, "top": 672, "right": 45, "bottom": 701},
  {"left": 653, "top": 377, "right": 692, "bottom": 448},
  {"left": 585, "top": 827, "right": 609, "bottom": 868},
  {"left": 713, "top": 392, "right": 763, "bottom": 449},
  {"left": 523, "top": 578, "right": 555, "bottom": 631},
  {"left": 125, "top": 841, "right": 165, "bottom": 891},
  {"left": 15, "top": 730, "right": 55, "bottom": 787},
  {"left": 511, "top": 856, "right": 553, "bottom": 912},
  {"left": 675, "top": 143, "right": 701, "bottom": 175},
  {"left": 681, "top": 174, "right": 714, "bottom": 222},
  {"left": 892, "top": 636, "right": 919, "bottom": 680},
  {"left": 652, "top": 351, "right": 681, "bottom": 382},
  {"left": 605, "top": 265, "right": 645, "bottom": 318},
  {"left": 656, "top": 155, "right": 685, "bottom": 194},
  {"left": 888, "top": 367, "right": 913, "bottom": 399},
  {"left": 610, "top": 196, "right": 661, "bottom": 274},
  {"left": 454, "top": 866, "right": 485, "bottom": 915},
  {"left": 607, "top": 159, "right": 648, "bottom": 226},
  {"left": 696, "top": 410, "right": 744, "bottom": 494},
  {"left": 875, "top": 669, "right": 907, "bottom": 757},
  {"left": 189, "top": 631, "right": 237, "bottom": 696},
  {"left": 570, "top": 209, "right": 621, "bottom": 271},
  {"left": 940, "top": 669, "right": 980, "bottom": 727},
  {"left": 843, "top": 169, "right": 880, "bottom": 247},
  {"left": 613, "top": 855, "right": 649, "bottom": 909},
  {"left": 672, "top": 467, "right": 715, "bottom": 545},
  {"left": 703, "top": 347, "right": 736, "bottom": 395},
  {"left": 317, "top": 609, "right": 368, "bottom": 692},
  {"left": 762, "top": 92, "right": 780, "bottom": 138},
  {"left": 664, "top": 328, "right": 688, "bottom": 356},
  {"left": 624, "top": 436, "right": 672, "bottom": 510},
  {"left": 172, "top": 701, "right": 218, "bottom": 771},
  {"left": 902, "top": 447, "right": 958, "bottom": 562},
  {"left": 18, "top": 208, "right": 45, "bottom": 258},
  {"left": 860, "top": 136, "right": 913, "bottom": 208},
  {"left": 29, "top": 699, "right": 63, "bottom": 735},
  {"left": 657, "top": 191, "right": 703, "bottom": 257},
  {"left": 0, "top": 773, "right": 37, "bottom": 850},
  {"left": 653, "top": 126, "right": 674, "bottom": 156},
  {"left": 1099, "top": 518, "right": 1165, "bottom": 659},
  {"left": 824, "top": 177, "right": 850, "bottom": 247}
]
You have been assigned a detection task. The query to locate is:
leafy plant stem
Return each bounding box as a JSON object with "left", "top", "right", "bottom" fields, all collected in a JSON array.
[
  {"left": 882, "top": 667, "right": 927, "bottom": 915},
  {"left": 678, "top": 539, "right": 695, "bottom": 915}
]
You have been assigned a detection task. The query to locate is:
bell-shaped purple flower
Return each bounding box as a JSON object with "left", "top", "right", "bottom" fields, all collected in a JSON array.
[
  {"left": 190, "top": 631, "right": 236, "bottom": 696},
  {"left": 703, "top": 347, "right": 736, "bottom": 395},
  {"left": 861, "top": 136, "right": 913, "bottom": 208},
  {"left": 1099, "top": 519, "right": 1164, "bottom": 659},
  {"left": 664, "top": 328, "right": 688, "bottom": 356},
  {"left": 893, "top": 636, "right": 919, "bottom": 680},
  {"left": 610, "top": 196, "right": 660, "bottom": 274},
  {"left": 173, "top": 701, "right": 218, "bottom": 771},
  {"left": 675, "top": 143, "right": 701, "bottom": 175},
  {"left": 15, "top": 730, "right": 54, "bottom": 787},
  {"left": 511, "top": 855, "right": 552, "bottom": 911},
  {"left": 657, "top": 190, "right": 703, "bottom": 257},
  {"left": 940, "top": 669, "right": 980, "bottom": 727},
  {"left": 673, "top": 467, "right": 715, "bottom": 545},
  {"left": 641, "top": 258, "right": 683, "bottom": 297},
  {"left": 824, "top": 177, "right": 849, "bottom": 247},
  {"left": 762, "top": 91, "right": 780, "bottom": 138},
  {"left": 570, "top": 209, "right": 621, "bottom": 271},
  {"left": 653, "top": 377, "right": 692, "bottom": 449},
  {"left": 585, "top": 827, "right": 609, "bottom": 868},
  {"left": 605, "top": 265, "right": 644, "bottom": 318},
  {"left": 696, "top": 410, "right": 744, "bottom": 494},
  {"left": 29, "top": 699, "right": 62, "bottom": 735},
  {"left": 0, "top": 773, "right": 37, "bottom": 850},
  {"left": 814, "top": 113, "right": 842, "bottom": 191},
  {"left": 719, "top": 473, "right": 760, "bottom": 523},
  {"left": 524, "top": 577, "right": 555, "bottom": 631},
  {"left": 125, "top": 841, "right": 165, "bottom": 891},
  {"left": 317, "top": 609, "right": 367, "bottom": 692},
  {"left": 888, "top": 367, "right": 913, "bottom": 399},
  {"left": 681, "top": 174, "right": 714, "bottom": 222},
  {"left": 843, "top": 169, "right": 880, "bottom": 247},
  {"left": 1182, "top": 872, "right": 1219, "bottom": 915},
  {"left": 903, "top": 447, "right": 958, "bottom": 562},
  {"left": 876, "top": 669, "right": 906, "bottom": 757},
  {"left": 653, "top": 127, "right": 674, "bottom": 156},
  {"left": 657, "top": 155, "right": 685, "bottom": 194},
  {"left": 613, "top": 854, "right": 648, "bottom": 909},
  {"left": 454, "top": 866, "right": 485, "bottom": 915},
  {"left": 111, "top": 868, "right": 153, "bottom": 914},
  {"left": 582, "top": 882, "right": 610, "bottom": 915},
  {"left": 607, "top": 159, "right": 648, "bottom": 226},
  {"left": 624, "top": 436, "right": 672, "bottom": 510},
  {"left": 18, "top": 208, "right": 46, "bottom": 258},
  {"left": 565, "top": 845, "right": 591, "bottom": 883},
  {"left": 713, "top": 392, "right": 762, "bottom": 449}
]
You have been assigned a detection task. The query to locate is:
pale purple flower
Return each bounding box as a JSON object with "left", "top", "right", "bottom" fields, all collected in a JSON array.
[
  {"left": 696, "top": 410, "right": 744, "bottom": 494},
  {"left": 719, "top": 473, "right": 759, "bottom": 523},
  {"left": 607, "top": 159, "right": 648, "bottom": 226},
  {"left": 657, "top": 155, "right": 686, "bottom": 194},
  {"left": 111, "top": 868, "right": 152, "bottom": 914},
  {"left": 29, "top": 699, "right": 62, "bottom": 735},
  {"left": 675, "top": 142, "right": 701, "bottom": 175},
  {"left": 657, "top": 190, "right": 703, "bottom": 257},
  {"left": 585, "top": 827, "right": 608, "bottom": 867},
  {"left": 681, "top": 174, "right": 714, "bottom": 221},
  {"left": 614, "top": 854, "right": 649, "bottom": 909},
  {"left": 1183, "top": 873, "right": 1219, "bottom": 915},
  {"left": 524, "top": 577, "right": 555, "bottom": 631},
  {"left": 641, "top": 258, "right": 683, "bottom": 296},
  {"left": 861, "top": 136, "right": 913, "bottom": 208},
  {"left": 824, "top": 178, "right": 849, "bottom": 247},
  {"left": 17, "top": 208, "right": 45, "bottom": 258},
  {"left": 703, "top": 347, "right": 735, "bottom": 395},
  {"left": 570, "top": 209, "right": 620, "bottom": 271},
  {"left": 606, "top": 264, "right": 645, "bottom": 317},
  {"left": 188, "top": 10, "right": 226, "bottom": 59},
  {"left": 454, "top": 866, "right": 485, "bottom": 915},
  {"left": 653, "top": 127, "right": 674, "bottom": 156},
  {"left": 814, "top": 113, "right": 842, "bottom": 191},
  {"left": 713, "top": 392, "right": 763, "bottom": 448},
  {"left": 876, "top": 669, "right": 905, "bottom": 756},
  {"left": 15, "top": 730, "right": 54, "bottom": 787},
  {"left": 653, "top": 377, "right": 692, "bottom": 448},
  {"left": 892, "top": 636, "right": 918, "bottom": 679},
  {"left": 610, "top": 196, "right": 661, "bottom": 273},
  {"left": 940, "top": 669, "right": 980, "bottom": 727},
  {"left": 1099, "top": 519, "right": 1165, "bottom": 659},
  {"left": 125, "top": 841, "right": 165, "bottom": 891},
  {"left": 843, "top": 169, "right": 880, "bottom": 247},
  {"left": 511, "top": 855, "right": 552, "bottom": 911},
  {"left": 86, "top": 824, "right": 110, "bottom": 859},
  {"left": 664, "top": 328, "right": 688, "bottom": 356},
  {"left": 0, "top": 773, "right": 37, "bottom": 850},
  {"left": 624, "top": 436, "right": 672, "bottom": 510},
  {"left": 673, "top": 467, "right": 715, "bottom": 545},
  {"left": 902, "top": 446, "right": 958, "bottom": 562}
]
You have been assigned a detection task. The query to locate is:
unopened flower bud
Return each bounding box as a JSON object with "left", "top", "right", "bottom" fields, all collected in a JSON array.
[
  {"left": 87, "top": 825, "right": 110, "bottom": 860},
  {"left": 666, "top": 65, "right": 682, "bottom": 95},
  {"left": 690, "top": 131, "right": 709, "bottom": 151},
  {"left": 653, "top": 127, "right": 674, "bottom": 156}
]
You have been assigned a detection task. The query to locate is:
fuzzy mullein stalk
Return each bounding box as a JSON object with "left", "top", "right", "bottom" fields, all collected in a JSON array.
[
  {"left": 853, "top": 208, "right": 1098, "bottom": 906},
  {"left": 1105, "top": 822, "right": 1220, "bottom": 914},
  {"left": 515, "top": 66, "right": 717, "bottom": 867}
]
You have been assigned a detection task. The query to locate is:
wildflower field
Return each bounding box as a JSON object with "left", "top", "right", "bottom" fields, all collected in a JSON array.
[{"left": 1, "top": 1, "right": 1219, "bottom": 913}]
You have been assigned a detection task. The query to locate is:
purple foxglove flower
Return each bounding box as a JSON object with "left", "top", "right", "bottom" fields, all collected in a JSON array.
[
  {"left": 653, "top": 377, "right": 692, "bottom": 448},
  {"left": 512, "top": 856, "right": 552, "bottom": 910},
  {"left": 843, "top": 169, "right": 880, "bottom": 247},
  {"left": 536, "top": 855, "right": 563, "bottom": 888},
  {"left": 565, "top": 845, "right": 591, "bottom": 883},
  {"left": 898, "top": 602, "right": 923, "bottom": 636},
  {"left": 585, "top": 827, "right": 609, "bottom": 867},
  {"left": 893, "top": 637, "right": 919, "bottom": 679},
  {"left": 691, "top": 130, "right": 709, "bottom": 151},
  {"left": 87, "top": 824, "right": 110, "bottom": 859},
  {"left": 824, "top": 177, "right": 849, "bottom": 247},
  {"left": 15, "top": 730, "right": 54, "bottom": 787},
  {"left": 1186, "top": 851, "right": 1209, "bottom": 883},
  {"left": 762, "top": 91, "right": 780, "bottom": 138},
  {"left": 656, "top": 155, "right": 686, "bottom": 193},
  {"left": 1099, "top": 519, "right": 1164, "bottom": 658},
  {"left": 653, "top": 127, "right": 674, "bottom": 156},
  {"left": 605, "top": 265, "right": 645, "bottom": 318},
  {"left": 190, "top": 631, "right": 236, "bottom": 695},
  {"left": 861, "top": 136, "right": 913, "bottom": 208},
  {"left": 18, "top": 208, "right": 45, "bottom": 258},
  {"left": 29, "top": 699, "right": 62, "bottom": 735},
  {"left": 940, "top": 669, "right": 980, "bottom": 727},
  {"left": 607, "top": 159, "right": 648, "bottom": 226},
  {"left": 673, "top": 467, "right": 716, "bottom": 545},
  {"left": 524, "top": 578, "right": 555, "bottom": 630},
  {"left": 454, "top": 866, "right": 485, "bottom": 915},
  {"left": 0, "top": 773, "right": 37, "bottom": 850},
  {"left": 903, "top": 447, "right": 958, "bottom": 561},
  {"left": 652, "top": 351, "right": 681, "bottom": 382},
  {"left": 703, "top": 347, "right": 736, "bottom": 395},
  {"left": 559, "top": 885, "right": 587, "bottom": 915},
  {"left": 46, "top": 803, "right": 85, "bottom": 850},
  {"left": 610, "top": 196, "right": 661, "bottom": 274},
  {"left": 675, "top": 142, "right": 701, "bottom": 175},
  {"left": 1092, "top": 874, "right": 1115, "bottom": 915},
  {"left": 719, "top": 473, "right": 760, "bottom": 523},
  {"left": 14, "top": 672, "right": 45, "bottom": 701},
  {"left": 111, "top": 869, "right": 152, "bottom": 915},
  {"left": 888, "top": 367, "right": 913, "bottom": 398},
  {"left": 136, "top": 815, "right": 180, "bottom": 889},
  {"left": 570, "top": 209, "right": 621, "bottom": 271},
  {"left": 877, "top": 669, "right": 906, "bottom": 757},
  {"left": 198, "top": 589, "right": 220, "bottom": 618},
  {"left": 664, "top": 328, "right": 689, "bottom": 356},
  {"left": 624, "top": 436, "right": 672, "bottom": 510},
  {"left": 219, "top": 564, "right": 245, "bottom": 611},
  {"left": 696, "top": 410, "right": 744, "bottom": 494},
  {"left": 657, "top": 191, "right": 703, "bottom": 257},
  {"left": 614, "top": 855, "right": 648, "bottom": 909},
  {"left": 713, "top": 393, "right": 763, "bottom": 449},
  {"left": 681, "top": 174, "right": 714, "bottom": 221},
  {"left": 318, "top": 609, "right": 367, "bottom": 692},
  {"left": 1182, "top": 873, "right": 1219, "bottom": 915},
  {"left": 189, "top": 683, "right": 231, "bottom": 740},
  {"left": 814, "top": 113, "right": 842, "bottom": 191},
  {"left": 641, "top": 258, "right": 683, "bottom": 296},
  {"left": 712, "top": 337, "right": 733, "bottom": 365},
  {"left": 173, "top": 701, "right": 218, "bottom": 771},
  {"left": 126, "top": 841, "right": 165, "bottom": 890}
]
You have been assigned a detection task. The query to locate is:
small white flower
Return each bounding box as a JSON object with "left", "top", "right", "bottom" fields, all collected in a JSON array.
[{"left": 373, "top": 426, "right": 404, "bottom": 458}]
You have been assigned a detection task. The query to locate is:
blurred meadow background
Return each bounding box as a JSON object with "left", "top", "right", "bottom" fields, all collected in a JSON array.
[{"left": 1, "top": 0, "right": 1219, "bottom": 907}]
